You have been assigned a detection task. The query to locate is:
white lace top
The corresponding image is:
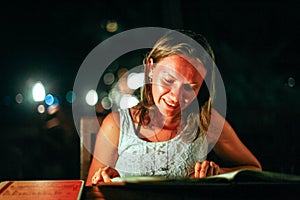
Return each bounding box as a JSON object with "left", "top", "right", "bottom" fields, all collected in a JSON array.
[{"left": 114, "top": 108, "right": 208, "bottom": 178}]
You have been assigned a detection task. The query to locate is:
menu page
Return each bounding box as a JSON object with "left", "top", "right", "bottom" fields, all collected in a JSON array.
[{"left": 0, "top": 180, "right": 84, "bottom": 200}]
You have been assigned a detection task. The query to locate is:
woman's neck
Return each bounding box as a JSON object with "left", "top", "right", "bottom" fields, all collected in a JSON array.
[
  {"left": 151, "top": 109, "right": 181, "bottom": 130},
  {"left": 130, "top": 106, "right": 182, "bottom": 130}
]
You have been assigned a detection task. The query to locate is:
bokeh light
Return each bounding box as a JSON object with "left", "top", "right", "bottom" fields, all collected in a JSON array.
[
  {"left": 106, "top": 20, "right": 118, "bottom": 32},
  {"left": 45, "top": 94, "right": 55, "bottom": 106},
  {"left": 288, "top": 77, "right": 295, "bottom": 88},
  {"left": 127, "top": 72, "right": 144, "bottom": 90},
  {"left": 103, "top": 72, "right": 115, "bottom": 85},
  {"left": 85, "top": 89, "right": 98, "bottom": 106},
  {"left": 119, "top": 94, "right": 139, "bottom": 109},
  {"left": 47, "top": 104, "right": 60, "bottom": 115},
  {"left": 117, "top": 68, "right": 128, "bottom": 78},
  {"left": 101, "top": 96, "right": 112, "bottom": 110},
  {"left": 32, "top": 81, "right": 46, "bottom": 102},
  {"left": 66, "top": 90, "right": 76, "bottom": 103},
  {"left": 15, "top": 93, "right": 23, "bottom": 104},
  {"left": 37, "top": 104, "right": 45, "bottom": 114}
]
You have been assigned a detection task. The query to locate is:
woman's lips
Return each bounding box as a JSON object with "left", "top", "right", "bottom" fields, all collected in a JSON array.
[{"left": 163, "top": 98, "right": 179, "bottom": 110}]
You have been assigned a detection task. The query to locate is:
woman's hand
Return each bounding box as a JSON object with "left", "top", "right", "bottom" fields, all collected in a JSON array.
[
  {"left": 91, "top": 166, "right": 120, "bottom": 184},
  {"left": 193, "top": 160, "right": 221, "bottom": 178}
]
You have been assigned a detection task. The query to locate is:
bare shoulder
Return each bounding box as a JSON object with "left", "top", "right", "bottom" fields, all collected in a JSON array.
[
  {"left": 210, "top": 108, "right": 225, "bottom": 121},
  {"left": 100, "top": 111, "right": 121, "bottom": 145},
  {"left": 207, "top": 108, "right": 240, "bottom": 146},
  {"left": 207, "top": 108, "right": 226, "bottom": 139},
  {"left": 102, "top": 111, "right": 120, "bottom": 127}
]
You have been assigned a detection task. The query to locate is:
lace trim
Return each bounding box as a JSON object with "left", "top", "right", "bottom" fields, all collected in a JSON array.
[{"left": 115, "top": 108, "right": 208, "bottom": 178}]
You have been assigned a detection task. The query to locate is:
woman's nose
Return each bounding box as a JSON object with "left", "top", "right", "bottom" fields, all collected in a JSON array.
[{"left": 169, "top": 84, "right": 183, "bottom": 102}]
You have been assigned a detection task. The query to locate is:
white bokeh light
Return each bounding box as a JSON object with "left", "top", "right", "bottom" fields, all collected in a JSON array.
[
  {"left": 119, "top": 94, "right": 139, "bottom": 109},
  {"left": 127, "top": 72, "right": 144, "bottom": 90},
  {"left": 37, "top": 104, "right": 45, "bottom": 114},
  {"left": 85, "top": 89, "right": 98, "bottom": 106},
  {"left": 32, "top": 81, "right": 46, "bottom": 102}
]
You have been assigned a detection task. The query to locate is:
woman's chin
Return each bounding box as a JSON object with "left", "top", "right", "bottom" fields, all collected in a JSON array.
[{"left": 159, "top": 107, "right": 181, "bottom": 118}]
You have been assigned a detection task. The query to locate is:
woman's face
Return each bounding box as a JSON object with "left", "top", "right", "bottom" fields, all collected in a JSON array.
[{"left": 151, "top": 54, "right": 206, "bottom": 118}]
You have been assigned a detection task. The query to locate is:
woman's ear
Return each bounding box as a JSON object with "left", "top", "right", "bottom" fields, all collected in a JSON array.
[
  {"left": 147, "top": 58, "right": 154, "bottom": 70},
  {"left": 147, "top": 58, "right": 154, "bottom": 80}
]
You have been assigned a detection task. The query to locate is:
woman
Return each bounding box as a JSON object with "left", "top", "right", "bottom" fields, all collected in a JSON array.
[{"left": 86, "top": 30, "right": 261, "bottom": 185}]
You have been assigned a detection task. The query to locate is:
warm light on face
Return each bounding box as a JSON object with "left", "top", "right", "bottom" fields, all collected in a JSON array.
[{"left": 151, "top": 55, "right": 205, "bottom": 117}]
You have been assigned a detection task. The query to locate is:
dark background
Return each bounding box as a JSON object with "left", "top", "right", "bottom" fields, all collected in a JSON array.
[{"left": 0, "top": 0, "right": 299, "bottom": 181}]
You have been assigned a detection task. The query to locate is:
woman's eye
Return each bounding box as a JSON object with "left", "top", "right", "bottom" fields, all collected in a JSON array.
[
  {"left": 183, "top": 84, "right": 194, "bottom": 91},
  {"left": 163, "top": 78, "right": 174, "bottom": 84},
  {"left": 184, "top": 84, "right": 199, "bottom": 91}
]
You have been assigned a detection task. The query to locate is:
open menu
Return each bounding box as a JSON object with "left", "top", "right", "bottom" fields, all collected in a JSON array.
[
  {"left": 109, "top": 169, "right": 300, "bottom": 184},
  {"left": 0, "top": 180, "right": 84, "bottom": 200},
  {"left": 92, "top": 169, "right": 300, "bottom": 200}
]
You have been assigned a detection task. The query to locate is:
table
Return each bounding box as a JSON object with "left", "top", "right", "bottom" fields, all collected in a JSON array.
[
  {"left": 81, "top": 181, "right": 300, "bottom": 200},
  {"left": 2, "top": 169, "right": 300, "bottom": 200}
]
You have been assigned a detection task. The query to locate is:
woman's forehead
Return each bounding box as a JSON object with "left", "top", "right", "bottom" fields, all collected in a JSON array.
[{"left": 155, "top": 54, "right": 206, "bottom": 79}]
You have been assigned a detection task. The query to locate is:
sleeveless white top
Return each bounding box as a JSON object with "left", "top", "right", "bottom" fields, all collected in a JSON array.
[{"left": 114, "top": 108, "right": 208, "bottom": 178}]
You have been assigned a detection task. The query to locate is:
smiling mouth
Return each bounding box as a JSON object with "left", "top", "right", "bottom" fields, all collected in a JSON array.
[{"left": 163, "top": 98, "right": 179, "bottom": 110}]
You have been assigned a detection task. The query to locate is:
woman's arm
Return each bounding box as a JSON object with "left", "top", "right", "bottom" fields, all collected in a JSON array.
[
  {"left": 194, "top": 109, "right": 262, "bottom": 178},
  {"left": 85, "top": 112, "right": 121, "bottom": 186}
]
